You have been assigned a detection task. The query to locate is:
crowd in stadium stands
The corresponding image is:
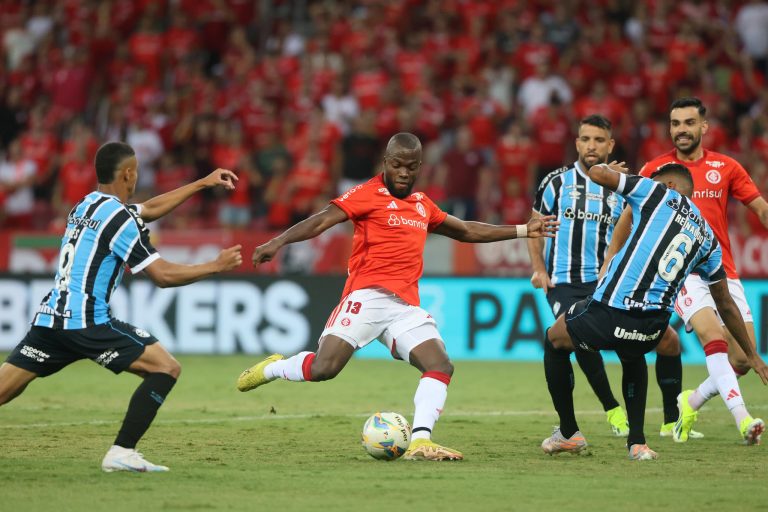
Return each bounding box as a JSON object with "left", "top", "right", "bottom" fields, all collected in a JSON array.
[{"left": 1, "top": 0, "right": 768, "bottom": 235}]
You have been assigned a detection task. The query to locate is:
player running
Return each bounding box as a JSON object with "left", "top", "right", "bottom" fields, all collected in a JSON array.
[
  {"left": 0, "top": 142, "right": 243, "bottom": 472},
  {"left": 529, "top": 114, "right": 685, "bottom": 438},
  {"left": 541, "top": 161, "right": 768, "bottom": 460},
  {"left": 237, "top": 132, "right": 558, "bottom": 461},
  {"left": 613, "top": 97, "right": 768, "bottom": 444}
]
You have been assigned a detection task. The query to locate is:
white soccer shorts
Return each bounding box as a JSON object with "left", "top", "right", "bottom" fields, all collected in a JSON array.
[
  {"left": 320, "top": 287, "right": 442, "bottom": 361},
  {"left": 674, "top": 274, "right": 753, "bottom": 332}
]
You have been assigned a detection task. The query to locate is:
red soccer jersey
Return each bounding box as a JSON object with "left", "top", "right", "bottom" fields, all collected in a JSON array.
[
  {"left": 331, "top": 175, "right": 448, "bottom": 306},
  {"left": 640, "top": 149, "right": 761, "bottom": 278}
]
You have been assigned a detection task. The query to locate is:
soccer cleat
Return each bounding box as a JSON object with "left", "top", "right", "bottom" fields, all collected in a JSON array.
[
  {"left": 673, "top": 390, "right": 699, "bottom": 443},
  {"left": 660, "top": 422, "right": 704, "bottom": 439},
  {"left": 402, "top": 438, "right": 463, "bottom": 461},
  {"left": 237, "top": 354, "right": 284, "bottom": 392},
  {"left": 101, "top": 445, "right": 169, "bottom": 473},
  {"left": 606, "top": 406, "right": 629, "bottom": 437},
  {"left": 628, "top": 444, "right": 658, "bottom": 461},
  {"left": 541, "top": 428, "right": 588, "bottom": 455},
  {"left": 740, "top": 417, "right": 765, "bottom": 445}
]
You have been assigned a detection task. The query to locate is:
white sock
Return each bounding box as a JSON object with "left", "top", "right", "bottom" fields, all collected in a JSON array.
[
  {"left": 411, "top": 372, "right": 450, "bottom": 441},
  {"left": 264, "top": 352, "right": 313, "bottom": 382},
  {"left": 703, "top": 342, "right": 749, "bottom": 426},
  {"left": 691, "top": 365, "right": 746, "bottom": 409}
]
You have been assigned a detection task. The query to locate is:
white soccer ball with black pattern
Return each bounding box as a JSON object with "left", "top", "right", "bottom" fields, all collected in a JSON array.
[{"left": 361, "top": 412, "right": 411, "bottom": 460}]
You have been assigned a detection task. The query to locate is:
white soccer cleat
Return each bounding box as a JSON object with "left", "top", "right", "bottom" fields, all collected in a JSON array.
[{"left": 101, "top": 445, "right": 169, "bottom": 473}]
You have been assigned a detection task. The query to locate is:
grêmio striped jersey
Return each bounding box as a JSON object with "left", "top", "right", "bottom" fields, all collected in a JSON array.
[
  {"left": 593, "top": 174, "right": 725, "bottom": 312},
  {"left": 533, "top": 162, "right": 626, "bottom": 285},
  {"left": 33, "top": 191, "right": 159, "bottom": 329}
]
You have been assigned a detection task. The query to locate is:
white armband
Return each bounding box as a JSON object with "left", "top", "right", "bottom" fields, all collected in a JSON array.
[{"left": 517, "top": 224, "right": 527, "bottom": 238}]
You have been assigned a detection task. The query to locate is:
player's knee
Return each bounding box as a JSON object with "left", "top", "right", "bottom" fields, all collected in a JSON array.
[
  {"left": 156, "top": 357, "right": 181, "bottom": 379},
  {"left": 656, "top": 329, "right": 680, "bottom": 356},
  {"left": 424, "top": 359, "right": 454, "bottom": 376}
]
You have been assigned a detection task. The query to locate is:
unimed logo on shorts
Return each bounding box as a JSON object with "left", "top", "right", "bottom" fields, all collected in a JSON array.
[
  {"left": 613, "top": 327, "right": 661, "bottom": 342},
  {"left": 20, "top": 345, "right": 49, "bottom": 362}
]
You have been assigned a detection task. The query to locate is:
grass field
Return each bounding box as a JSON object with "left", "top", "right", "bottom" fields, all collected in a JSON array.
[{"left": 2, "top": 354, "right": 767, "bottom": 511}]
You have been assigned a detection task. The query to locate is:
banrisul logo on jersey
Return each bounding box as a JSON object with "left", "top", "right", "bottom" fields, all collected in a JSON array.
[
  {"left": 388, "top": 214, "right": 427, "bottom": 230},
  {"left": 562, "top": 207, "right": 617, "bottom": 225}
]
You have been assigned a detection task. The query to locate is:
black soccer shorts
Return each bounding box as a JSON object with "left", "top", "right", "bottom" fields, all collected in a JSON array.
[
  {"left": 564, "top": 298, "right": 670, "bottom": 358},
  {"left": 5, "top": 319, "right": 159, "bottom": 377},
  {"left": 546, "top": 281, "right": 598, "bottom": 318}
]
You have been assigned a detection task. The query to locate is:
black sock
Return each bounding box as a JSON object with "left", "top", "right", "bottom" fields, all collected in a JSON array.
[
  {"left": 620, "top": 356, "right": 648, "bottom": 447},
  {"left": 655, "top": 354, "right": 682, "bottom": 424},
  {"left": 114, "top": 373, "right": 177, "bottom": 449},
  {"left": 543, "top": 333, "right": 578, "bottom": 438},
  {"left": 574, "top": 350, "right": 620, "bottom": 411}
]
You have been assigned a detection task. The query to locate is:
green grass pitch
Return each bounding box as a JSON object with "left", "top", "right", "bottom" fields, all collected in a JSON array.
[{"left": 2, "top": 355, "right": 767, "bottom": 511}]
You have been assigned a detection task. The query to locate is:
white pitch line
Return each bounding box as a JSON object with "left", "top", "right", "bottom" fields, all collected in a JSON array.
[{"left": 0, "top": 407, "right": 660, "bottom": 430}]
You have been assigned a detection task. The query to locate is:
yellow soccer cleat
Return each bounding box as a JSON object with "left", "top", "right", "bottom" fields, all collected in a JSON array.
[
  {"left": 660, "top": 422, "right": 703, "bottom": 439},
  {"left": 606, "top": 406, "right": 629, "bottom": 437},
  {"left": 740, "top": 416, "right": 765, "bottom": 445},
  {"left": 402, "top": 438, "right": 463, "bottom": 461},
  {"left": 237, "top": 354, "right": 284, "bottom": 392},
  {"left": 673, "top": 390, "right": 699, "bottom": 443}
]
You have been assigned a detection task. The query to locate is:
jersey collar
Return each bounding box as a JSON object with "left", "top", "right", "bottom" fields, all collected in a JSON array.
[{"left": 574, "top": 160, "right": 589, "bottom": 178}]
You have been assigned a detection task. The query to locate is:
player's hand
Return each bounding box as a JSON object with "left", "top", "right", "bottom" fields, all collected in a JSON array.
[
  {"left": 530, "top": 270, "right": 554, "bottom": 293},
  {"left": 526, "top": 215, "right": 559, "bottom": 238},
  {"left": 202, "top": 168, "right": 238, "bottom": 190},
  {"left": 748, "top": 355, "right": 768, "bottom": 385},
  {"left": 605, "top": 160, "right": 629, "bottom": 174},
  {"left": 216, "top": 245, "right": 243, "bottom": 271},
  {"left": 252, "top": 240, "right": 282, "bottom": 266}
]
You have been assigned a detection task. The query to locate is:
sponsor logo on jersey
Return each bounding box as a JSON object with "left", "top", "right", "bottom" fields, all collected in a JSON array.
[
  {"left": 705, "top": 169, "right": 721, "bottom": 184},
  {"left": 388, "top": 214, "right": 427, "bottom": 230},
  {"left": 416, "top": 202, "right": 426, "bottom": 217},
  {"left": 585, "top": 192, "right": 604, "bottom": 202},
  {"left": 562, "top": 207, "right": 617, "bottom": 225},
  {"left": 20, "top": 345, "right": 50, "bottom": 362},
  {"left": 134, "top": 328, "right": 151, "bottom": 338},
  {"left": 96, "top": 349, "right": 120, "bottom": 367},
  {"left": 622, "top": 296, "right": 650, "bottom": 308},
  {"left": 411, "top": 192, "right": 424, "bottom": 201},
  {"left": 706, "top": 160, "right": 725, "bottom": 169},
  {"left": 693, "top": 189, "right": 723, "bottom": 199},
  {"left": 378, "top": 187, "right": 391, "bottom": 195},
  {"left": 386, "top": 201, "right": 398, "bottom": 209},
  {"left": 568, "top": 190, "right": 582, "bottom": 199},
  {"left": 338, "top": 184, "right": 364, "bottom": 202},
  {"left": 613, "top": 327, "right": 661, "bottom": 341},
  {"left": 37, "top": 304, "right": 72, "bottom": 318}
]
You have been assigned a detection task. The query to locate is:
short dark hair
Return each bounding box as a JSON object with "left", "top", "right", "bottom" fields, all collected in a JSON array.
[
  {"left": 385, "top": 132, "right": 422, "bottom": 154},
  {"left": 579, "top": 114, "right": 612, "bottom": 132},
  {"left": 650, "top": 162, "right": 694, "bottom": 188},
  {"left": 94, "top": 142, "right": 135, "bottom": 184},
  {"left": 669, "top": 97, "right": 706, "bottom": 117}
]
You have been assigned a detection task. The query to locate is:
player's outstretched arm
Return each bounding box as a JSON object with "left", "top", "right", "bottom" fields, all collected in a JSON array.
[
  {"left": 138, "top": 168, "right": 238, "bottom": 222},
  {"left": 526, "top": 210, "right": 554, "bottom": 292},
  {"left": 598, "top": 207, "right": 632, "bottom": 279},
  {"left": 585, "top": 161, "right": 629, "bottom": 191},
  {"left": 432, "top": 214, "right": 558, "bottom": 243},
  {"left": 143, "top": 245, "right": 243, "bottom": 288},
  {"left": 709, "top": 279, "right": 768, "bottom": 384},
  {"left": 252, "top": 204, "right": 349, "bottom": 267}
]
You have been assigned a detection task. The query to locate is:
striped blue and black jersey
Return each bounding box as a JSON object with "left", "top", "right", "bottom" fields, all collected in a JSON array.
[
  {"left": 533, "top": 162, "right": 626, "bottom": 285},
  {"left": 33, "top": 191, "right": 159, "bottom": 329},
  {"left": 593, "top": 174, "right": 725, "bottom": 312}
]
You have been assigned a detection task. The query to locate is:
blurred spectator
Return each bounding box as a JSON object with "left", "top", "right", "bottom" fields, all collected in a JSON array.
[
  {"left": 529, "top": 94, "right": 572, "bottom": 183},
  {"left": 495, "top": 120, "right": 538, "bottom": 195},
  {"left": 126, "top": 115, "right": 164, "bottom": 194},
  {"left": 0, "top": 140, "right": 37, "bottom": 229},
  {"left": 322, "top": 77, "right": 359, "bottom": 134},
  {"left": 337, "top": 110, "right": 380, "bottom": 194},
  {"left": 442, "top": 125, "right": 484, "bottom": 220},
  {"left": 517, "top": 61, "right": 572, "bottom": 118},
  {"left": 735, "top": 0, "right": 768, "bottom": 73}
]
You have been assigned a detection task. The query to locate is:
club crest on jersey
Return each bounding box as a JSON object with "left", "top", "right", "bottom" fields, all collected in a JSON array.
[
  {"left": 606, "top": 194, "right": 619, "bottom": 207},
  {"left": 705, "top": 170, "right": 721, "bottom": 184},
  {"left": 341, "top": 318, "right": 351, "bottom": 327},
  {"left": 416, "top": 202, "right": 426, "bottom": 217}
]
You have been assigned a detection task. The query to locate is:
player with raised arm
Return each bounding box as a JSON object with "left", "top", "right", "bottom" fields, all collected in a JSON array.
[
  {"left": 529, "top": 114, "right": 686, "bottom": 438},
  {"left": 237, "top": 132, "right": 558, "bottom": 461},
  {"left": 609, "top": 97, "right": 768, "bottom": 444},
  {"left": 0, "top": 142, "right": 243, "bottom": 472},
  {"left": 541, "top": 161, "right": 768, "bottom": 460}
]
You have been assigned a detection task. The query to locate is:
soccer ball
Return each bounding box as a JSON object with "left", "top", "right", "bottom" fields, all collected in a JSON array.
[{"left": 361, "top": 412, "right": 411, "bottom": 460}]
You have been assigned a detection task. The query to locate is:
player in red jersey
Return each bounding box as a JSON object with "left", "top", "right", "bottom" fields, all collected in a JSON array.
[
  {"left": 610, "top": 98, "right": 767, "bottom": 444},
  {"left": 237, "top": 132, "right": 558, "bottom": 460}
]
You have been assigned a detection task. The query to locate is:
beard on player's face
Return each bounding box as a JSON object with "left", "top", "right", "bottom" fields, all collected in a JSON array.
[
  {"left": 674, "top": 131, "right": 701, "bottom": 155},
  {"left": 384, "top": 171, "right": 414, "bottom": 198},
  {"left": 579, "top": 152, "right": 607, "bottom": 170}
]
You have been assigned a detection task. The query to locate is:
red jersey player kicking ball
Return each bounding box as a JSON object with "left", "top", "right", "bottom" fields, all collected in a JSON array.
[{"left": 237, "top": 132, "right": 558, "bottom": 460}]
